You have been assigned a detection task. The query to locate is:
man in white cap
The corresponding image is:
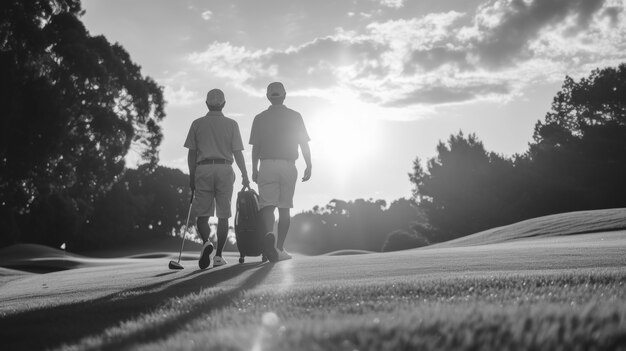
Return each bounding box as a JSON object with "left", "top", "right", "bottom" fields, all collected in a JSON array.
[
  {"left": 184, "top": 88, "right": 250, "bottom": 269},
  {"left": 249, "top": 82, "right": 312, "bottom": 262}
]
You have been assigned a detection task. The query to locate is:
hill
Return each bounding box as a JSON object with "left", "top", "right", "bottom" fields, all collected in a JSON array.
[{"left": 430, "top": 208, "right": 626, "bottom": 248}]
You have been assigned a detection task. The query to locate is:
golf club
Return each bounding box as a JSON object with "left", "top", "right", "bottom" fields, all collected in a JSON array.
[{"left": 169, "top": 189, "right": 195, "bottom": 270}]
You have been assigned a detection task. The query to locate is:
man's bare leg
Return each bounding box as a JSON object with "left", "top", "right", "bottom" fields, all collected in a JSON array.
[
  {"left": 215, "top": 217, "right": 229, "bottom": 257},
  {"left": 197, "top": 216, "right": 211, "bottom": 243},
  {"left": 261, "top": 205, "right": 276, "bottom": 234},
  {"left": 260, "top": 205, "right": 279, "bottom": 261},
  {"left": 197, "top": 216, "right": 214, "bottom": 269},
  {"left": 277, "top": 208, "right": 290, "bottom": 251}
]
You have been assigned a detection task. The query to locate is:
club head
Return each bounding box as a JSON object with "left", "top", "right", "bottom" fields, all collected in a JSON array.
[{"left": 168, "top": 260, "right": 184, "bottom": 270}]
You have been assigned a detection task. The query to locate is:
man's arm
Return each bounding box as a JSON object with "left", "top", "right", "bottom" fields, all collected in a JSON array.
[
  {"left": 233, "top": 150, "right": 250, "bottom": 188},
  {"left": 300, "top": 141, "right": 312, "bottom": 182},
  {"left": 187, "top": 148, "right": 197, "bottom": 190},
  {"left": 251, "top": 145, "right": 260, "bottom": 183}
]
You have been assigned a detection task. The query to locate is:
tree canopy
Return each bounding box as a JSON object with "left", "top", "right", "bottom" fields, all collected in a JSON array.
[
  {"left": 409, "top": 63, "right": 626, "bottom": 243},
  {"left": 529, "top": 63, "right": 626, "bottom": 213},
  {"left": 409, "top": 132, "right": 520, "bottom": 241},
  {"left": 0, "top": 0, "right": 165, "bottom": 246}
]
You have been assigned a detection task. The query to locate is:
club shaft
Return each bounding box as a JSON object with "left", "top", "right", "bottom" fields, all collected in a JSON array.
[{"left": 177, "top": 190, "right": 195, "bottom": 263}]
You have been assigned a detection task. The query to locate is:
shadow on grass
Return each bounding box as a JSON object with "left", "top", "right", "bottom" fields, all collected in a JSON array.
[
  {"left": 99, "top": 263, "right": 274, "bottom": 350},
  {"left": 0, "top": 262, "right": 273, "bottom": 350}
]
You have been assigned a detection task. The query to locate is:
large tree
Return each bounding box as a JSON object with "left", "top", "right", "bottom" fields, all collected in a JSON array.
[
  {"left": 409, "top": 132, "right": 521, "bottom": 241},
  {"left": 529, "top": 63, "right": 626, "bottom": 213},
  {"left": 0, "top": 0, "right": 165, "bottom": 246}
]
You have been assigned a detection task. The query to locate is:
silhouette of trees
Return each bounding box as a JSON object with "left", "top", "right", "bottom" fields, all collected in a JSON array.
[
  {"left": 382, "top": 229, "right": 429, "bottom": 252},
  {"left": 287, "top": 198, "right": 426, "bottom": 254},
  {"left": 409, "top": 132, "right": 522, "bottom": 241},
  {"left": 527, "top": 64, "right": 626, "bottom": 215},
  {"left": 81, "top": 166, "right": 190, "bottom": 250},
  {"left": 409, "top": 63, "right": 626, "bottom": 243},
  {"left": 0, "top": 0, "right": 165, "bottom": 247}
]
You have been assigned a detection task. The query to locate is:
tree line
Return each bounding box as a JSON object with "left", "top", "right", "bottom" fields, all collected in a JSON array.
[
  {"left": 286, "top": 198, "right": 428, "bottom": 255},
  {"left": 408, "top": 63, "right": 626, "bottom": 244}
]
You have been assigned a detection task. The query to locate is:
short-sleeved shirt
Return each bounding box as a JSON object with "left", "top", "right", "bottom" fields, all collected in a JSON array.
[
  {"left": 249, "top": 105, "right": 310, "bottom": 161},
  {"left": 184, "top": 111, "right": 244, "bottom": 162}
]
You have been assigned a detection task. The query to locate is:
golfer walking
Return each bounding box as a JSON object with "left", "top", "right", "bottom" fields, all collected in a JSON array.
[
  {"left": 250, "top": 82, "right": 312, "bottom": 262},
  {"left": 184, "top": 89, "right": 250, "bottom": 269}
]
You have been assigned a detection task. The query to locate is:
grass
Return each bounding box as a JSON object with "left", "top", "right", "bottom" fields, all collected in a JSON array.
[
  {"left": 2, "top": 208, "right": 626, "bottom": 350},
  {"left": 48, "top": 269, "right": 626, "bottom": 351},
  {"left": 437, "top": 208, "right": 626, "bottom": 247}
]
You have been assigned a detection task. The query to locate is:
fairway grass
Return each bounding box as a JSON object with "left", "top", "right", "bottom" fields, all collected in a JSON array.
[
  {"left": 50, "top": 269, "right": 625, "bottom": 351},
  {"left": 2, "top": 210, "right": 626, "bottom": 350}
]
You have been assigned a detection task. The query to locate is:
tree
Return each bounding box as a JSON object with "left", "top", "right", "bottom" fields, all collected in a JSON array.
[
  {"left": 0, "top": 0, "right": 165, "bottom": 246},
  {"left": 410, "top": 131, "right": 521, "bottom": 241},
  {"left": 288, "top": 198, "right": 425, "bottom": 254},
  {"left": 529, "top": 63, "right": 626, "bottom": 213},
  {"left": 83, "top": 166, "right": 190, "bottom": 250},
  {"left": 382, "top": 229, "right": 428, "bottom": 252},
  {"left": 408, "top": 64, "right": 626, "bottom": 244}
]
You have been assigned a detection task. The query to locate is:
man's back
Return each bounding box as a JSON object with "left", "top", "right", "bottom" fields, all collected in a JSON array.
[
  {"left": 187, "top": 111, "right": 243, "bottom": 162},
  {"left": 250, "top": 105, "right": 309, "bottom": 161}
]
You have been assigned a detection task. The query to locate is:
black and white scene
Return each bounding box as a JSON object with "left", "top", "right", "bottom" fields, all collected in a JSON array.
[{"left": 1, "top": 0, "right": 626, "bottom": 350}]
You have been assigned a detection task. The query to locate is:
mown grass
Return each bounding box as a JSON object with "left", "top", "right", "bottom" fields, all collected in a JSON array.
[{"left": 58, "top": 269, "right": 626, "bottom": 351}]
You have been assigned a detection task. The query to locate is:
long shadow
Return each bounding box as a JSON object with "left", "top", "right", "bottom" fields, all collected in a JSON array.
[
  {"left": 99, "top": 263, "right": 274, "bottom": 350},
  {"left": 0, "top": 262, "right": 272, "bottom": 350}
]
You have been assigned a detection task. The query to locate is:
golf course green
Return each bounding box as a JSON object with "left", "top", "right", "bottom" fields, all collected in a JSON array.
[{"left": 1, "top": 208, "right": 625, "bottom": 350}]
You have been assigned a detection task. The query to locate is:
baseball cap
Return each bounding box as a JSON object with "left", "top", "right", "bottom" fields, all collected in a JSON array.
[
  {"left": 266, "top": 82, "right": 286, "bottom": 99},
  {"left": 206, "top": 89, "right": 225, "bottom": 106}
]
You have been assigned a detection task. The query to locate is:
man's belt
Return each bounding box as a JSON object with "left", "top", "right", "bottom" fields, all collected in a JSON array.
[
  {"left": 197, "top": 158, "right": 232, "bottom": 165},
  {"left": 261, "top": 158, "right": 296, "bottom": 164}
]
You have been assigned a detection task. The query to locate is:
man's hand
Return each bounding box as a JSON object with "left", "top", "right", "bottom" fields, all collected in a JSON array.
[
  {"left": 302, "top": 166, "right": 312, "bottom": 182},
  {"left": 189, "top": 175, "right": 196, "bottom": 191},
  {"left": 242, "top": 175, "right": 250, "bottom": 188},
  {"left": 252, "top": 169, "right": 258, "bottom": 183}
]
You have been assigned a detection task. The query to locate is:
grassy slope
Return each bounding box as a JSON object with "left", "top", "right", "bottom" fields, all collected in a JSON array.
[
  {"left": 433, "top": 207, "right": 626, "bottom": 247},
  {"left": 0, "top": 209, "right": 625, "bottom": 350}
]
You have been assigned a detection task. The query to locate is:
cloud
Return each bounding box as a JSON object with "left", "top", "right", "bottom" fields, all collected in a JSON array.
[
  {"left": 201, "top": 10, "right": 213, "bottom": 21},
  {"left": 187, "top": 0, "right": 625, "bottom": 111},
  {"left": 378, "top": 0, "right": 405, "bottom": 9},
  {"left": 159, "top": 71, "right": 202, "bottom": 106},
  {"left": 387, "top": 81, "right": 511, "bottom": 106},
  {"left": 188, "top": 37, "right": 387, "bottom": 96},
  {"left": 469, "top": 0, "right": 607, "bottom": 68},
  {"left": 163, "top": 85, "right": 200, "bottom": 106}
]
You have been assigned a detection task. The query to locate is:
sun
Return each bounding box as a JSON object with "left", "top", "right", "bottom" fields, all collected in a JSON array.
[{"left": 307, "top": 98, "right": 380, "bottom": 177}]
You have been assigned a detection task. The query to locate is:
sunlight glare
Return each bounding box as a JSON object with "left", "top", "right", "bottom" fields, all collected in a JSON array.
[{"left": 308, "top": 97, "right": 380, "bottom": 178}]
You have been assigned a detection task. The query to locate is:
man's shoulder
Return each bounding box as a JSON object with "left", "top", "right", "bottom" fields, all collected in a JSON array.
[
  {"left": 257, "top": 105, "right": 301, "bottom": 117},
  {"left": 189, "top": 116, "right": 206, "bottom": 128},
  {"left": 221, "top": 115, "right": 239, "bottom": 125},
  {"left": 255, "top": 108, "right": 270, "bottom": 117},
  {"left": 283, "top": 106, "right": 302, "bottom": 117}
]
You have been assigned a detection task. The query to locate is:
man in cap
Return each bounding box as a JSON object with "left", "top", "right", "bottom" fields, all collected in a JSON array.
[
  {"left": 249, "top": 82, "right": 312, "bottom": 262},
  {"left": 184, "top": 89, "right": 250, "bottom": 269}
]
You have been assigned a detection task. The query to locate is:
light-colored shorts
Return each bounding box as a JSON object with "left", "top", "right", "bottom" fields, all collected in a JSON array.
[
  {"left": 193, "top": 164, "right": 235, "bottom": 219},
  {"left": 258, "top": 159, "right": 298, "bottom": 209}
]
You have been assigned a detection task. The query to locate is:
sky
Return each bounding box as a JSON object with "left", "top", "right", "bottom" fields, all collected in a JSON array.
[{"left": 81, "top": 0, "right": 626, "bottom": 214}]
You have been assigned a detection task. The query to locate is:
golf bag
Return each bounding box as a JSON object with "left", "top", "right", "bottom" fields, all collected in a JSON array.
[{"left": 234, "top": 187, "right": 264, "bottom": 263}]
